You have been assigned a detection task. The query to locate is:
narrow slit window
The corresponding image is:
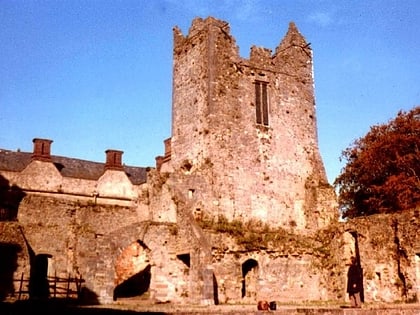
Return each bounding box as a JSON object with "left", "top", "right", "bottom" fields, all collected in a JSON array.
[{"left": 255, "top": 81, "right": 269, "bottom": 126}]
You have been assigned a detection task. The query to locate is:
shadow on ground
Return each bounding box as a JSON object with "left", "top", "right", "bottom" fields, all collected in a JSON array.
[{"left": 0, "top": 300, "right": 166, "bottom": 315}]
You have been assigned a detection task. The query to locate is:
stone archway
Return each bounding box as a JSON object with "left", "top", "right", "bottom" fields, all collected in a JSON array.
[
  {"left": 241, "top": 258, "right": 258, "bottom": 301},
  {"left": 93, "top": 222, "right": 186, "bottom": 304},
  {"left": 113, "top": 240, "right": 151, "bottom": 300}
]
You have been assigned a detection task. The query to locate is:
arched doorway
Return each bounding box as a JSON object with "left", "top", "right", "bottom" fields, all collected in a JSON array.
[
  {"left": 241, "top": 258, "right": 258, "bottom": 300},
  {"left": 113, "top": 240, "right": 151, "bottom": 300}
]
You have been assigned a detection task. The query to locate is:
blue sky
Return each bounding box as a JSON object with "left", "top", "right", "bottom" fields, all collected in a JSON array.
[{"left": 1, "top": 0, "right": 419, "bottom": 184}]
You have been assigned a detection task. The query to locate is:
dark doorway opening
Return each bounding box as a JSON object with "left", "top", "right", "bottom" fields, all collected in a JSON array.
[
  {"left": 0, "top": 243, "right": 21, "bottom": 301},
  {"left": 29, "top": 253, "right": 52, "bottom": 299},
  {"left": 241, "top": 259, "right": 258, "bottom": 298},
  {"left": 213, "top": 273, "right": 219, "bottom": 305}
]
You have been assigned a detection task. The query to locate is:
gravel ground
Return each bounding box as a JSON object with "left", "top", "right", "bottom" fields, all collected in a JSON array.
[{"left": 2, "top": 299, "right": 420, "bottom": 315}]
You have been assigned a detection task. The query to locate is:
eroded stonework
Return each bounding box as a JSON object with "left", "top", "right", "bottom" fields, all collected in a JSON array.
[
  {"left": 0, "top": 17, "right": 418, "bottom": 306},
  {"left": 168, "top": 17, "right": 336, "bottom": 232}
]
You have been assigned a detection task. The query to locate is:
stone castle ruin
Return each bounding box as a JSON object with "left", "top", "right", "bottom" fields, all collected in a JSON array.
[{"left": 0, "top": 17, "right": 419, "bottom": 306}]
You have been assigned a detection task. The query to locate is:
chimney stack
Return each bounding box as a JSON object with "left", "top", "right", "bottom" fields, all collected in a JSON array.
[
  {"left": 32, "top": 138, "right": 53, "bottom": 162},
  {"left": 155, "top": 138, "right": 172, "bottom": 171},
  {"left": 105, "top": 150, "right": 124, "bottom": 171},
  {"left": 163, "top": 138, "right": 172, "bottom": 161}
]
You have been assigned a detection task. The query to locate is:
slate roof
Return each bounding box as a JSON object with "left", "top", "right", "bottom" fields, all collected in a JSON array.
[{"left": 0, "top": 149, "right": 148, "bottom": 185}]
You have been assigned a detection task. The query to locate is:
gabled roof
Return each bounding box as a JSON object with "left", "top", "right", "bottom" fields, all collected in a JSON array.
[{"left": 0, "top": 149, "right": 148, "bottom": 185}]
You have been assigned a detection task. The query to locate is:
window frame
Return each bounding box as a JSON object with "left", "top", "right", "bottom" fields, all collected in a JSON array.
[{"left": 254, "top": 80, "right": 269, "bottom": 126}]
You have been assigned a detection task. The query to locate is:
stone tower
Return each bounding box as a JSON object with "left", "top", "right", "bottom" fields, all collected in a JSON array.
[{"left": 167, "top": 17, "right": 336, "bottom": 232}]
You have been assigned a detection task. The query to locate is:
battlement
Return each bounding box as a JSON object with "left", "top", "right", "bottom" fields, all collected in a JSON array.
[
  {"left": 167, "top": 16, "right": 336, "bottom": 232},
  {"left": 0, "top": 17, "right": 416, "bottom": 307}
]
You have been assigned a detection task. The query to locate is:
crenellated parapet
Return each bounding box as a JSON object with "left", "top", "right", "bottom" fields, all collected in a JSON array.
[
  {"left": 0, "top": 16, "right": 417, "bottom": 307},
  {"left": 167, "top": 16, "right": 337, "bottom": 233}
]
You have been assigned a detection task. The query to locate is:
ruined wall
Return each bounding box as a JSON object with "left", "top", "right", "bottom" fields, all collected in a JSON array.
[
  {"left": 16, "top": 195, "right": 140, "bottom": 294},
  {"left": 211, "top": 247, "right": 326, "bottom": 304},
  {"left": 107, "top": 222, "right": 189, "bottom": 304},
  {"left": 0, "top": 145, "right": 202, "bottom": 304},
  {"left": 202, "top": 218, "right": 343, "bottom": 305},
  {"left": 3, "top": 166, "right": 417, "bottom": 306},
  {"left": 169, "top": 17, "right": 336, "bottom": 233},
  {"left": 310, "top": 209, "right": 420, "bottom": 304},
  {"left": 0, "top": 193, "right": 193, "bottom": 304},
  {"left": 146, "top": 170, "right": 177, "bottom": 223},
  {"left": 345, "top": 210, "right": 420, "bottom": 303},
  {"left": 1, "top": 16, "right": 418, "bottom": 308}
]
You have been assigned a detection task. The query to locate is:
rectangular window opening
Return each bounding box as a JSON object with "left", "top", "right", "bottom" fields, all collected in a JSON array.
[{"left": 255, "top": 81, "right": 269, "bottom": 126}]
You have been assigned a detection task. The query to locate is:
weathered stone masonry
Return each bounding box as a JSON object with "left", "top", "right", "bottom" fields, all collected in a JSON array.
[
  {"left": 0, "top": 17, "right": 419, "bottom": 306},
  {"left": 169, "top": 17, "right": 336, "bottom": 232}
]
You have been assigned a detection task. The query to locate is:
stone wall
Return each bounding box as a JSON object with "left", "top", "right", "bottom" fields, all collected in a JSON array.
[
  {"left": 1, "top": 203, "right": 419, "bottom": 305},
  {"left": 0, "top": 193, "right": 191, "bottom": 304},
  {"left": 0, "top": 16, "right": 418, "bottom": 307},
  {"left": 306, "top": 209, "right": 420, "bottom": 304},
  {"left": 345, "top": 209, "right": 420, "bottom": 303},
  {"left": 169, "top": 17, "right": 337, "bottom": 233}
]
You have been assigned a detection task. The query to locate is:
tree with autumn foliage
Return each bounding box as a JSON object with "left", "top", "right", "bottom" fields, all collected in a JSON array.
[{"left": 334, "top": 106, "right": 420, "bottom": 218}]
